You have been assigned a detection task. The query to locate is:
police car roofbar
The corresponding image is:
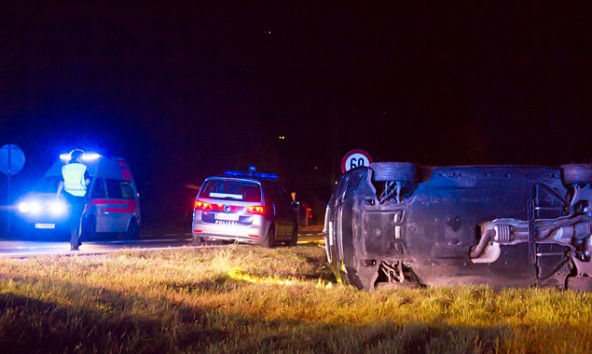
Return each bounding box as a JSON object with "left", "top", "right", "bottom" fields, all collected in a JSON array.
[
  {"left": 59, "top": 152, "right": 101, "bottom": 162},
  {"left": 223, "top": 170, "right": 279, "bottom": 180}
]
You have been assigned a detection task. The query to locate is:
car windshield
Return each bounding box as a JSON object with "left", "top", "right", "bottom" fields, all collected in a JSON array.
[
  {"left": 33, "top": 175, "right": 62, "bottom": 193},
  {"left": 200, "top": 179, "right": 262, "bottom": 202}
]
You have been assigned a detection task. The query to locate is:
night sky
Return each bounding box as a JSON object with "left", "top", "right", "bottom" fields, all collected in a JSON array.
[{"left": 2, "top": 3, "right": 592, "bottom": 223}]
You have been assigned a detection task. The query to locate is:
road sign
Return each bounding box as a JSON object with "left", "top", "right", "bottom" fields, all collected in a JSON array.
[
  {"left": 0, "top": 144, "right": 25, "bottom": 176},
  {"left": 341, "top": 149, "right": 373, "bottom": 173}
]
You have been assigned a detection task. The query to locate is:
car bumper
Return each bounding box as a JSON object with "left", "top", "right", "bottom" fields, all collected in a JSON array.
[{"left": 192, "top": 219, "right": 270, "bottom": 244}]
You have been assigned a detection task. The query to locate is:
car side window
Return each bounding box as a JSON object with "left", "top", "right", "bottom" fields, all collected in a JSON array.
[
  {"left": 105, "top": 179, "right": 134, "bottom": 199},
  {"left": 91, "top": 178, "right": 107, "bottom": 198},
  {"left": 268, "top": 183, "right": 288, "bottom": 205},
  {"left": 120, "top": 181, "right": 135, "bottom": 199},
  {"left": 279, "top": 185, "right": 293, "bottom": 205},
  {"left": 106, "top": 179, "right": 123, "bottom": 198}
]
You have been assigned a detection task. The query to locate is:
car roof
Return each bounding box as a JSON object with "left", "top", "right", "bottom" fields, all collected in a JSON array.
[
  {"left": 204, "top": 176, "right": 278, "bottom": 185},
  {"left": 205, "top": 170, "right": 281, "bottom": 183}
]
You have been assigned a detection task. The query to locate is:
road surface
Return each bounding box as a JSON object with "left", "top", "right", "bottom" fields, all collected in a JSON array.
[{"left": 0, "top": 225, "right": 324, "bottom": 258}]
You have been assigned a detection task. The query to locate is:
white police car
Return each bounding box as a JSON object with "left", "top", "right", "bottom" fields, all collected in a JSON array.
[
  {"left": 16, "top": 152, "right": 141, "bottom": 240},
  {"left": 192, "top": 168, "right": 298, "bottom": 247}
]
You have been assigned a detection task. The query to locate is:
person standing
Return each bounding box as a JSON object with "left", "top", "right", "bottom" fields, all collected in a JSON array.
[{"left": 56, "top": 149, "right": 90, "bottom": 251}]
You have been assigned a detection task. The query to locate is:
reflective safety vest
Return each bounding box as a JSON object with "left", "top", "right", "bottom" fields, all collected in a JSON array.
[{"left": 62, "top": 163, "right": 88, "bottom": 197}]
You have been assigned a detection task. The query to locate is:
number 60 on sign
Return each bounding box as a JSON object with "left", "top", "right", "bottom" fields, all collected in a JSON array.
[{"left": 341, "top": 149, "right": 373, "bottom": 173}]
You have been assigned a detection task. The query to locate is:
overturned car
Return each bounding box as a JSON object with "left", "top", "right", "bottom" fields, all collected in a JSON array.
[{"left": 324, "top": 162, "right": 592, "bottom": 291}]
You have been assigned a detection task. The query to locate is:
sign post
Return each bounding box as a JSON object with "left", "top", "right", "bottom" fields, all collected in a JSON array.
[
  {"left": 0, "top": 144, "right": 26, "bottom": 234},
  {"left": 341, "top": 149, "right": 373, "bottom": 173}
]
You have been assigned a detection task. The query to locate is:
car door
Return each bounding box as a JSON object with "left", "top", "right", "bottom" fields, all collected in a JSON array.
[
  {"left": 104, "top": 178, "right": 135, "bottom": 232},
  {"left": 89, "top": 177, "right": 110, "bottom": 233},
  {"left": 268, "top": 183, "right": 293, "bottom": 239}
]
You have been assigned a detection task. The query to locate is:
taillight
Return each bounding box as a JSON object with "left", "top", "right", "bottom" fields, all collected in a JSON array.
[
  {"left": 194, "top": 201, "right": 212, "bottom": 210},
  {"left": 245, "top": 205, "right": 265, "bottom": 215}
]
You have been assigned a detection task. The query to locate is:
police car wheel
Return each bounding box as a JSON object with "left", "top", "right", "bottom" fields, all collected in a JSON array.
[
  {"left": 81, "top": 215, "right": 96, "bottom": 241},
  {"left": 261, "top": 226, "right": 275, "bottom": 248},
  {"left": 125, "top": 218, "right": 140, "bottom": 240},
  {"left": 288, "top": 224, "right": 298, "bottom": 246}
]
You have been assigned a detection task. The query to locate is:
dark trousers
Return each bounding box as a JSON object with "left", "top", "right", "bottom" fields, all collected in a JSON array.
[{"left": 64, "top": 193, "right": 86, "bottom": 248}]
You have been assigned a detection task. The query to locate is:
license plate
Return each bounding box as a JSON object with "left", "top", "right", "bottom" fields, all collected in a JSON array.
[
  {"left": 35, "top": 223, "right": 56, "bottom": 229},
  {"left": 216, "top": 213, "right": 239, "bottom": 221},
  {"left": 215, "top": 220, "right": 239, "bottom": 226}
]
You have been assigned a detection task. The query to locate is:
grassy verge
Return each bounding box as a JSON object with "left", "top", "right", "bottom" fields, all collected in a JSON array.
[{"left": 1, "top": 245, "right": 592, "bottom": 353}]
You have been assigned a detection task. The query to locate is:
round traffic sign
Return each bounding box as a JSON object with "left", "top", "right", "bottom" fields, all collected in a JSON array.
[
  {"left": 341, "top": 149, "right": 373, "bottom": 173},
  {"left": 0, "top": 144, "right": 26, "bottom": 176}
]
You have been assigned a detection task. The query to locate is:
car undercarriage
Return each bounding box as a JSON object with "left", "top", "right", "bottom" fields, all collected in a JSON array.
[{"left": 324, "top": 163, "right": 592, "bottom": 291}]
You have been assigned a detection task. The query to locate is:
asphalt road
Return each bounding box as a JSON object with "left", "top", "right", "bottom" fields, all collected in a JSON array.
[{"left": 0, "top": 225, "right": 324, "bottom": 258}]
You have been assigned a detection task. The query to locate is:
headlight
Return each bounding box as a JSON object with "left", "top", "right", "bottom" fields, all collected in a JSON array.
[
  {"left": 18, "top": 201, "right": 42, "bottom": 214},
  {"left": 18, "top": 202, "right": 30, "bottom": 213},
  {"left": 48, "top": 200, "right": 67, "bottom": 215}
]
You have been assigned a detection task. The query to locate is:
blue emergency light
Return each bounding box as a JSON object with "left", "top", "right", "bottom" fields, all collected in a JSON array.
[
  {"left": 224, "top": 166, "right": 279, "bottom": 180},
  {"left": 59, "top": 152, "right": 101, "bottom": 162}
]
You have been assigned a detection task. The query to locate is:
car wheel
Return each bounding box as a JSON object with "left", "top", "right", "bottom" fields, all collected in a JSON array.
[
  {"left": 81, "top": 215, "right": 96, "bottom": 241},
  {"left": 192, "top": 234, "right": 204, "bottom": 245},
  {"left": 566, "top": 276, "right": 592, "bottom": 292},
  {"left": 561, "top": 164, "right": 592, "bottom": 185},
  {"left": 371, "top": 162, "right": 416, "bottom": 182},
  {"left": 261, "top": 226, "right": 275, "bottom": 248},
  {"left": 288, "top": 223, "right": 298, "bottom": 246},
  {"left": 125, "top": 217, "right": 140, "bottom": 240}
]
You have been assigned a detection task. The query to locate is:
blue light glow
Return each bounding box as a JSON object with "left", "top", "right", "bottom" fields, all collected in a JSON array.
[
  {"left": 48, "top": 200, "right": 67, "bottom": 215},
  {"left": 18, "top": 199, "right": 67, "bottom": 216},
  {"left": 224, "top": 169, "right": 279, "bottom": 180},
  {"left": 60, "top": 152, "right": 101, "bottom": 162}
]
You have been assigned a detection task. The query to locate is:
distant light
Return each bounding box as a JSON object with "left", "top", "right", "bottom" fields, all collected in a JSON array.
[
  {"left": 314, "top": 166, "right": 318, "bottom": 170},
  {"left": 278, "top": 136, "right": 286, "bottom": 140},
  {"left": 264, "top": 30, "right": 272, "bottom": 35}
]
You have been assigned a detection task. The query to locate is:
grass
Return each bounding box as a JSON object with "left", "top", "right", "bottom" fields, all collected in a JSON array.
[{"left": 1, "top": 245, "right": 592, "bottom": 353}]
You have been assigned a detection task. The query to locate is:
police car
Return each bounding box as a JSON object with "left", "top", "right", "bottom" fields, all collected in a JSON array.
[
  {"left": 192, "top": 167, "right": 298, "bottom": 247},
  {"left": 16, "top": 152, "right": 141, "bottom": 240}
]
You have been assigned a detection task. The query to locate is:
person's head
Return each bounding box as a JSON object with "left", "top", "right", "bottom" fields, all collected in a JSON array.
[{"left": 69, "top": 149, "right": 84, "bottom": 163}]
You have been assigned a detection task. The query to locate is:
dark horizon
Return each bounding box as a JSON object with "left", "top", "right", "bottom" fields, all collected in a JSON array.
[{"left": 2, "top": 3, "right": 592, "bottom": 222}]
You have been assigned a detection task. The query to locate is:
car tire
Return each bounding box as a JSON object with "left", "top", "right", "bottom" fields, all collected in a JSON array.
[
  {"left": 288, "top": 223, "right": 298, "bottom": 246},
  {"left": 81, "top": 215, "right": 96, "bottom": 241},
  {"left": 125, "top": 217, "right": 140, "bottom": 240},
  {"left": 192, "top": 234, "right": 203, "bottom": 245},
  {"left": 371, "top": 162, "right": 416, "bottom": 182},
  {"left": 261, "top": 226, "right": 275, "bottom": 248},
  {"left": 561, "top": 164, "right": 592, "bottom": 185},
  {"left": 566, "top": 276, "right": 592, "bottom": 292}
]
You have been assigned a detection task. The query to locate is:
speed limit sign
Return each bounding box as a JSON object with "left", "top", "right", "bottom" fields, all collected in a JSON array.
[{"left": 341, "top": 149, "right": 373, "bottom": 173}]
